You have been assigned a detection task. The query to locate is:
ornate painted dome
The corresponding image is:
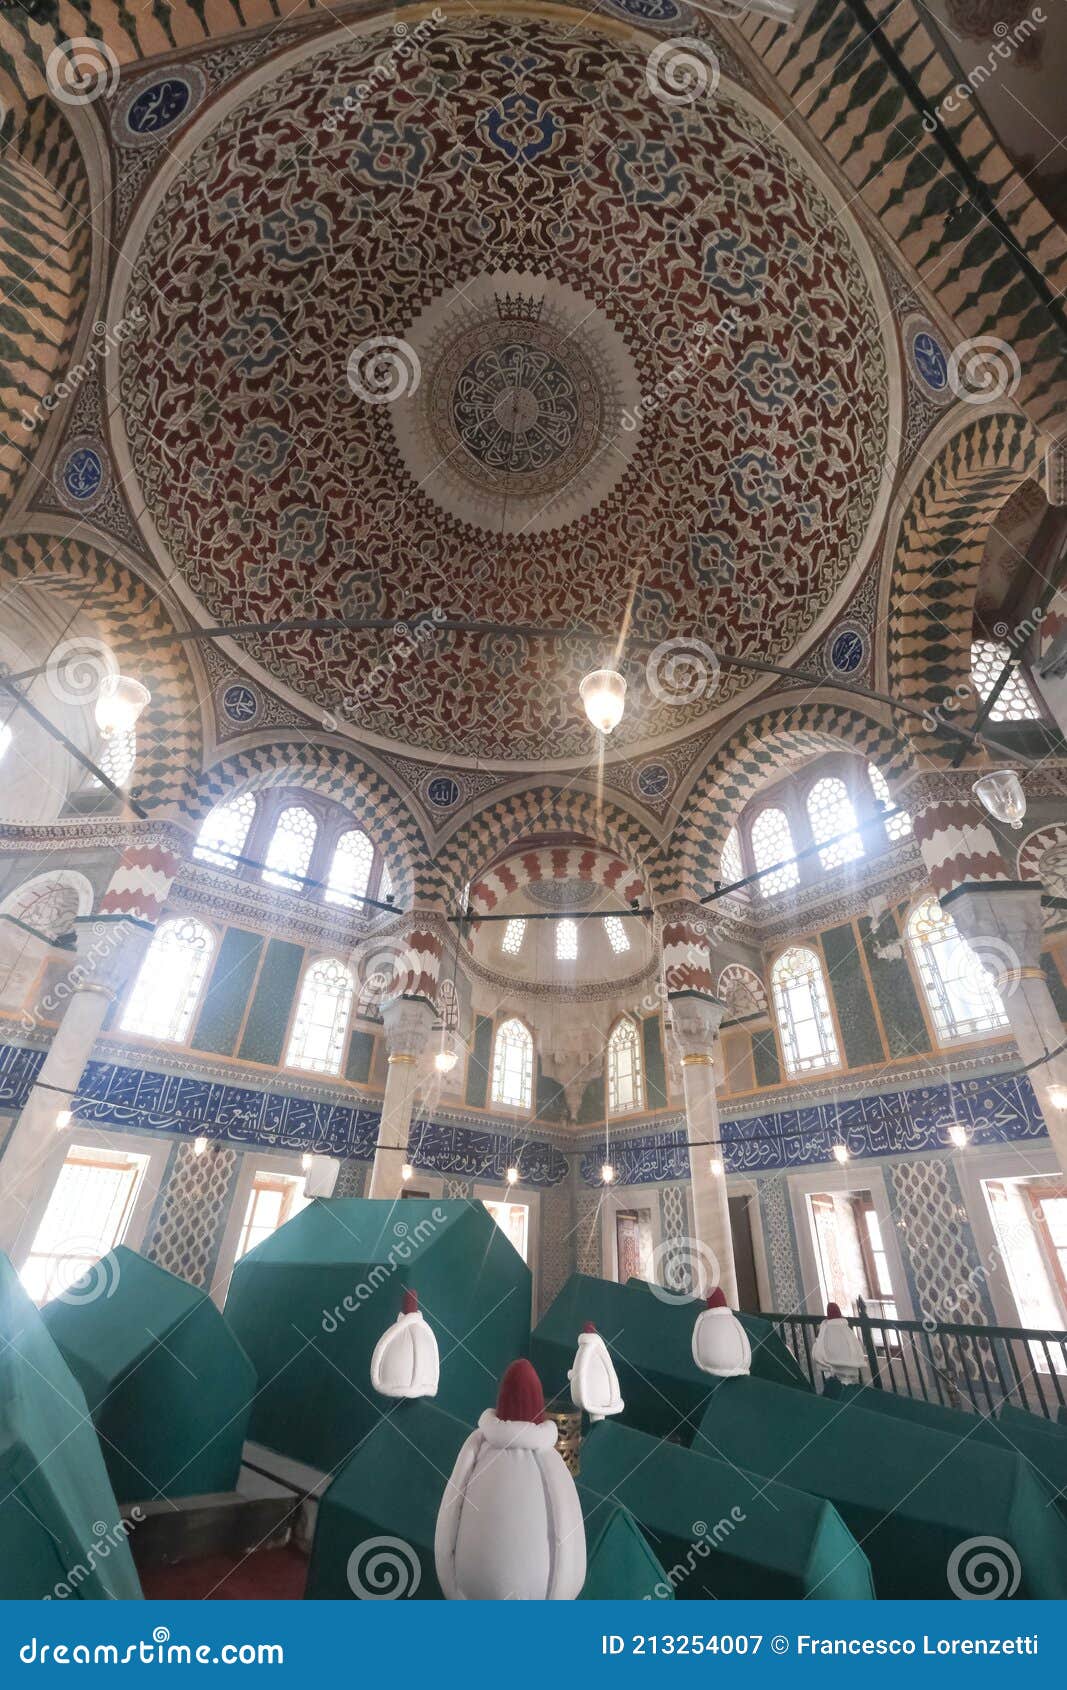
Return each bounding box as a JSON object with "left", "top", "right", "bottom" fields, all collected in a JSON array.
[{"left": 114, "top": 10, "right": 897, "bottom": 766}]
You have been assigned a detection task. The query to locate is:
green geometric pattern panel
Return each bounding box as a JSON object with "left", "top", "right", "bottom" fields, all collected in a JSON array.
[
  {"left": 1041, "top": 952, "right": 1067, "bottom": 1020},
  {"left": 642, "top": 1014, "right": 668, "bottom": 1110},
  {"left": 191, "top": 926, "right": 263, "bottom": 1056},
  {"left": 464, "top": 1015, "right": 493, "bottom": 1108},
  {"left": 860, "top": 916, "right": 931, "bottom": 1060},
  {"left": 236, "top": 939, "right": 304, "bottom": 1066},
  {"left": 751, "top": 1027, "right": 780, "bottom": 1088},
  {"left": 821, "top": 924, "right": 884, "bottom": 1070},
  {"left": 345, "top": 1028, "right": 374, "bottom": 1085}
]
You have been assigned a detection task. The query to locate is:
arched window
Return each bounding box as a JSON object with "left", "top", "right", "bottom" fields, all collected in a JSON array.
[
  {"left": 971, "top": 640, "right": 1041, "bottom": 722},
  {"left": 378, "top": 861, "right": 395, "bottom": 904},
  {"left": 607, "top": 1017, "right": 644, "bottom": 1114},
  {"left": 121, "top": 917, "right": 214, "bottom": 1043},
  {"left": 717, "top": 963, "right": 767, "bottom": 1020},
  {"left": 262, "top": 805, "right": 317, "bottom": 892},
  {"left": 907, "top": 895, "right": 1008, "bottom": 1043},
  {"left": 491, "top": 1017, "right": 533, "bottom": 1109},
  {"left": 437, "top": 977, "right": 460, "bottom": 1031},
  {"left": 807, "top": 776, "right": 863, "bottom": 870},
  {"left": 1, "top": 870, "right": 92, "bottom": 940},
  {"left": 556, "top": 918, "right": 578, "bottom": 961},
  {"left": 285, "top": 956, "right": 354, "bottom": 1074},
  {"left": 194, "top": 793, "right": 256, "bottom": 871},
  {"left": 720, "top": 826, "right": 743, "bottom": 886},
  {"left": 603, "top": 914, "right": 630, "bottom": 955},
  {"left": 96, "top": 728, "right": 137, "bottom": 789},
  {"left": 502, "top": 917, "right": 526, "bottom": 956},
  {"left": 771, "top": 946, "right": 839, "bottom": 1075},
  {"left": 868, "top": 764, "right": 911, "bottom": 843},
  {"left": 326, "top": 828, "right": 374, "bottom": 909},
  {"left": 356, "top": 970, "right": 389, "bottom": 1022},
  {"left": 750, "top": 808, "right": 799, "bottom": 897}
]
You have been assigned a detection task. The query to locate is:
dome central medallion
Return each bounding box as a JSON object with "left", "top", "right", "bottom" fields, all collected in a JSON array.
[{"left": 389, "top": 274, "right": 639, "bottom": 535}]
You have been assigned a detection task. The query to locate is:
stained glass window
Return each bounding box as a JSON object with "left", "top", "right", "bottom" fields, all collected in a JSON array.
[
  {"left": 326, "top": 828, "right": 374, "bottom": 908},
  {"left": 807, "top": 776, "right": 863, "bottom": 871},
  {"left": 262, "top": 805, "right": 317, "bottom": 891},
  {"left": 121, "top": 917, "right": 214, "bottom": 1042},
  {"left": 971, "top": 640, "right": 1042, "bottom": 722},
  {"left": 868, "top": 764, "right": 912, "bottom": 842},
  {"left": 607, "top": 1017, "right": 644, "bottom": 1114},
  {"left": 907, "top": 895, "right": 1008, "bottom": 1043},
  {"left": 771, "top": 945, "right": 839, "bottom": 1075},
  {"left": 194, "top": 792, "right": 256, "bottom": 870},
  {"left": 502, "top": 918, "right": 526, "bottom": 955},
  {"left": 491, "top": 1017, "right": 533, "bottom": 1109},
  {"left": 285, "top": 956, "right": 354, "bottom": 1074},
  {"left": 556, "top": 918, "right": 578, "bottom": 961},
  {"left": 603, "top": 914, "right": 630, "bottom": 955},
  {"left": 750, "top": 808, "right": 800, "bottom": 897}
]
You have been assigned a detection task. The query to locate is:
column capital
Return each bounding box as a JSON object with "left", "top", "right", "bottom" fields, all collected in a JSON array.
[
  {"left": 942, "top": 882, "right": 1047, "bottom": 975},
  {"left": 382, "top": 994, "right": 437, "bottom": 1061},
  {"left": 669, "top": 991, "right": 726, "bottom": 1060}
]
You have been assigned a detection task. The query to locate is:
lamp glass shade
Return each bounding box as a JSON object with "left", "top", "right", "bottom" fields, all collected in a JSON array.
[
  {"left": 831, "top": 1143, "right": 849, "bottom": 1164},
  {"left": 55, "top": 1109, "right": 72, "bottom": 1130},
  {"left": 506, "top": 1166, "right": 519, "bottom": 1186},
  {"left": 579, "top": 669, "right": 626, "bottom": 735},
  {"left": 972, "top": 769, "right": 1026, "bottom": 829},
  {"left": 948, "top": 1125, "right": 969, "bottom": 1148},
  {"left": 94, "top": 676, "right": 151, "bottom": 736},
  {"left": 193, "top": 1136, "right": 208, "bottom": 1157},
  {"left": 601, "top": 1163, "right": 615, "bottom": 1184},
  {"left": 1048, "top": 1083, "right": 1067, "bottom": 1111},
  {"left": 401, "top": 1163, "right": 413, "bottom": 1182},
  {"left": 434, "top": 1044, "right": 458, "bottom": 1074}
]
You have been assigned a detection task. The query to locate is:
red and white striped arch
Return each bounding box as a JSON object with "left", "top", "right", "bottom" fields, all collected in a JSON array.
[{"left": 467, "top": 845, "right": 646, "bottom": 916}]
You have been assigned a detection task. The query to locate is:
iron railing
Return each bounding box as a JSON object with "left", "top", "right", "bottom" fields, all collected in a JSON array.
[{"left": 767, "top": 1299, "right": 1067, "bottom": 1422}]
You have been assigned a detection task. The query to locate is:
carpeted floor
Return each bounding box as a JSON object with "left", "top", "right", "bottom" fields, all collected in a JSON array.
[{"left": 140, "top": 1546, "right": 308, "bottom": 1600}]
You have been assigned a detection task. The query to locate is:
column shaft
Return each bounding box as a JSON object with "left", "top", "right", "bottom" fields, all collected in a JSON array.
[{"left": 680, "top": 1054, "right": 738, "bottom": 1305}]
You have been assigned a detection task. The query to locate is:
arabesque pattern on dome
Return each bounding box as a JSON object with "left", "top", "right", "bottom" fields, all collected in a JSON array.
[{"left": 116, "top": 12, "right": 893, "bottom": 765}]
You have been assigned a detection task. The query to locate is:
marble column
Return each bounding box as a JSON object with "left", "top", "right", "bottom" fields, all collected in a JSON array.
[
  {"left": 946, "top": 882, "right": 1067, "bottom": 1171},
  {"left": 0, "top": 834, "right": 183, "bottom": 1260},
  {"left": 367, "top": 996, "right": 436, "bottom": 1197},
  {"left": 668, "top": 991, "right": 738, "bottom": 1305}
]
